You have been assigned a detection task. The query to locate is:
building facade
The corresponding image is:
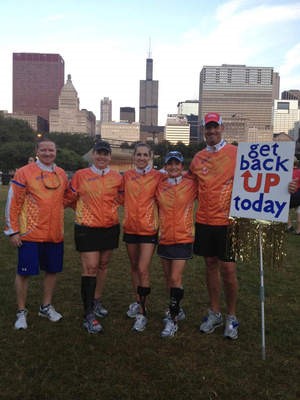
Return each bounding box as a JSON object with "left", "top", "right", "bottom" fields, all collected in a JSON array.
[
  {"left": 49, "top": 75, "right": 95, "bottom": 136},
  {"left": 100, "top": 97, "right": 112, "bottom": 122},
  {"left": 100, "top": 121, "right": 140, "bottom": 145},
  {"left": 120, "top": 107, "right": 135, "bottom": 123},
  {"left": 273, "top": 99, "right": 300, "bottom": 140},
  {"left": 165, "top": 114, "right": 190, "bottom": 145},
  {"left": 2, "top": 111, "right": 48, "bottom": 133},
  {"left": 139, "top": 57, "right": 158, "bottom": 125},
  {"left": 281, "top": 90, "right": 300, "bottom": 106},
  {"left": 199, "top": 64, "right": 279, "bottom": 142},
  {"left": 177, "top": 100, "right": 200, "bottom": 142},
  {"left": 13, "top": 53, "right": 64, "bottom": 125}
]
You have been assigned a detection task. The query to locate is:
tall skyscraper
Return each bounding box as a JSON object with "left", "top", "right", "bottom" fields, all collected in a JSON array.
[
  {"left": 13, "top": 52, "right": 64, "bottom": 122},
  {"left": 100, "top": 97, "right": 112, "bottom": 122},
  {"left": 139, "top": 56, "right": 158, "bottom": 125},
  {"left": 199, "top": 64, "right": 279, "bottom": 142}
]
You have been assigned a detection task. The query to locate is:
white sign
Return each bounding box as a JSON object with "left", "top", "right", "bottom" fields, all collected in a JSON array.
[{"left": 230, "top": 142, "right": 295, "bottom": 223}]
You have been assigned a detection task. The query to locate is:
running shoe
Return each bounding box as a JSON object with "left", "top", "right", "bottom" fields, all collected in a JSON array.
[
  {"left": 126, "top": 302, "right": 140, "bottom": 318},
  {"left": 83, "top": 315, "right": 103, "bottom": 334},
  {"left": 199, "top": 309, "right": 223, "bottom": 334},
  {"left": 14, "top": 309, "right": 28, "bottom": 330},
  {"left": 224, "top": 315, "right": 239, "bottom": 340},
  {"left": 38, "top": 304, "right": 62, "bottom": 322},
  {"left": 163, "top": 307, "right": 186, "bottom": 322},
  {"left": 132, "top": 314, "right": 147, "bottom": 332},
  {"left": 94, "top": 300, "right": 108, "bottom": 318},
  {"left": 161, "top": 319, "right": 178, "bottom": 338}
]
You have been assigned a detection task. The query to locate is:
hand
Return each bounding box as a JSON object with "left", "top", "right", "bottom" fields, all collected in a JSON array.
[{"left": 9, "top": 233, "right": 22, "bottom": 248}]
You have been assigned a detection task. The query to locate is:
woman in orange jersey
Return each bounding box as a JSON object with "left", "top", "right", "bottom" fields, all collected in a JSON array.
[
  {"left": 123, "top": 142, "right": 162, "bottom": 332},
  {"left": 156, "top": 151, "right": 197, "bottom": 338},
  {"left": 67, "top": 141, "right": 122, "bottom": 334}
]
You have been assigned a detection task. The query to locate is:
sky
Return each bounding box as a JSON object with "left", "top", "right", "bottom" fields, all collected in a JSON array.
[{"left": 1, "top": 0, "right": 300, "bottom": 125}]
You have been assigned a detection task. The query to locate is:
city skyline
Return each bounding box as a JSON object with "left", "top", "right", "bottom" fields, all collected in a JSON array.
[{"left": 1, "top": 0, "right": 300, "bottom": 125}]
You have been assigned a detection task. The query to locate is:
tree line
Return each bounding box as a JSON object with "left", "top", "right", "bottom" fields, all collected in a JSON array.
[{"left": 0, "top": 113, "right": 207, "bottom": 174}]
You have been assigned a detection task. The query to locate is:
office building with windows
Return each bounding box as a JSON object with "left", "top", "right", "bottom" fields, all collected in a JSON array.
[
  {"left": 13, "top": 53, "right": 64, "bottom": 125},
  {"left": 273, "top": 99, "right": 300, "bottom": 140},
  {"left": 281, "top": 89, "right": 300, "bottom": 105},
  {"left": 177, "top": 100, "right": 200, "bottom": 142},
  {"left": 120, "top": 107, "right": 135, "bottom": 123},
  {"left": 165, "top": 114, "right": 190, "bottom": 145},
  {"left": 199, "top": 64, "right": 279, "bottom": 142}
]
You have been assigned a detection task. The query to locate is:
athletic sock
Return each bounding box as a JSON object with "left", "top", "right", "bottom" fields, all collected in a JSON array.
[
  {"left": 137, "top": 286, "right": 151, "bottom": 315},
  {"left": 81, "top": 276, "right": 96, "bottom": 318}
]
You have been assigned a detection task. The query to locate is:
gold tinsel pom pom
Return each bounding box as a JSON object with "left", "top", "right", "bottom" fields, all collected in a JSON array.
[{"left": 228, "top": 218, "right": 287, "bottom": 269}]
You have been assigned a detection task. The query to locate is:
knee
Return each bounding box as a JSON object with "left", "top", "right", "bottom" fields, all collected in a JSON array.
[
  {"left": 169, "top": 275, "right": 181, "bottom": 288},
  {"left": 221, "top": 264, "right": 237, "bottom": 284},
  {"left": 82, "top": 264, "right": 98, "bottom": 276},
  {"left": 205, "top": 256, "right": 219, "bottom": 269},
  {"left": 98, "top": 262, "right": 108, "bottom": 273}
]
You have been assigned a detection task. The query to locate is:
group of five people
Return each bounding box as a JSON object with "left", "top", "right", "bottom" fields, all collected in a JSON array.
[{"left": 5, "top": 112, "right": 264, "bottom": 340}]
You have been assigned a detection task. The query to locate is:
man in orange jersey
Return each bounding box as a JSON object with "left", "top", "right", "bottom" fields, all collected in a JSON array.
[
  {"left": 189, "top": 113, "right": 239, "bottom": 340},
  {"left": 4, "top": 138, "right": 68, "bottom": 330}
]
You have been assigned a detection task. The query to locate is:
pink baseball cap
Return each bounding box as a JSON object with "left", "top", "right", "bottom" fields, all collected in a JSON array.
[{"left": 203, "top": 112, "right": 222, "bottom": 126}]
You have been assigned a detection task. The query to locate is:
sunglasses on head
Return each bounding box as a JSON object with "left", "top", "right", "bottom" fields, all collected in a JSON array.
[{"left": 41, "top": 171, "right": 61, "bottom": 190}]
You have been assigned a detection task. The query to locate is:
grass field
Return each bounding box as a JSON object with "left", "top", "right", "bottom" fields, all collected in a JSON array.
[{"left": 0, "top": 185, "right": 299, "bottom": 400}]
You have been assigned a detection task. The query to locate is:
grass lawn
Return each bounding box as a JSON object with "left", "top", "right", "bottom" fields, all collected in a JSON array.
[{"left": 0, "top": 185, "right": 299, "bottom": 400}]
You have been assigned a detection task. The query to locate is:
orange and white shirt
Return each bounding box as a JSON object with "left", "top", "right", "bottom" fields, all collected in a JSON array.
[
  {"left": 122, "top": 166, "right": 162, "bottom": 235},
  {"left": 189, "top": 142, "right": 237, "bottom": 226},
  {"left": 4, "top": 161, "right": 68, "bottom": 242},
  {"left": 67, "top": 165, "right": 122, "bottom": 228},
  {"left": 156, "top": 175, "right": 197, "bottom": 245}
]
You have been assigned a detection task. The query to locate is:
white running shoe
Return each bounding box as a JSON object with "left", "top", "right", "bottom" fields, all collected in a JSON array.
[
  {"left": 94, "top": 300, "right": 108, "bottom": 318},
  {"left": 132, "top": 314, "right": 147, "bottom": 332},
  {"left": 163, "top": 308, "right": 186, "bottom": 323},
  {"left": 38, "top": 304, "right": 62, "bottom": 322},
  {"left": 199, "top": 309, "right": 223, "bottom": 334},
  {"left": 161, "top": 319, "right": 178, "bottom": 338},
  {"left": 224, "top": 315, "right": 239, "bottom": 340},
  {"left": 126, "top": 302, "right": 140, "bottom": 318},
  {"left": 83, "top": 314, "right": 103, "bottom": 334},
  {"left": 14, "top": 309, "right": 28, "bottom": 330}
]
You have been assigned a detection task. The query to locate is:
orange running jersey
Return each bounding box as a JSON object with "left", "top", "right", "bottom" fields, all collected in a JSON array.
[
  {"left": 68, "top": 167, "right": 122, "bottom": 228},
  {"left": 156, "top": 175, "right": 197, "bottom": 245},
  {"left": 189, "top": 144, "right": 237, "bottom": 226},
  {"left": 122, "top": 168, "right": 162, "bottom": 235},
  {"left": 4, "top": 162, "right": 68, "bottom": 242}
]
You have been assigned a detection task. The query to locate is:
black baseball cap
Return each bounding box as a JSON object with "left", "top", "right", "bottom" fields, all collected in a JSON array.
[{"left": 93, "top": 140, "right": 111, "bottom": 153}]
